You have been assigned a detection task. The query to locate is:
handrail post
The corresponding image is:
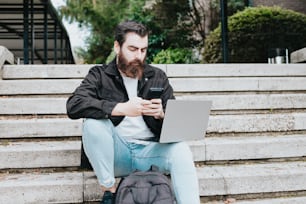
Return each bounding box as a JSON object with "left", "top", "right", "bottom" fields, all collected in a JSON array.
[
  {"left": 23, "top": 0, "right": 29, "bottom": 64},
  {"left": 220, "top": 0, "right": 229, "bottom": 63}
]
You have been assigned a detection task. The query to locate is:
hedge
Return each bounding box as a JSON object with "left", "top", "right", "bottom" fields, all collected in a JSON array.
[{"left": 202, "top": 6, "right": 306, "bottom": 63}]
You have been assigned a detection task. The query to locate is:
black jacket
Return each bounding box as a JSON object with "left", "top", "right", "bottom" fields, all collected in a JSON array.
[{"left": 67, "top": 60, "right": 175, "bottom": 139}]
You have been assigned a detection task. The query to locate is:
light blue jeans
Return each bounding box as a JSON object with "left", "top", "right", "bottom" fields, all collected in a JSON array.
[{"left": 82, "top": 118, "right": 200, "bottom": 204}]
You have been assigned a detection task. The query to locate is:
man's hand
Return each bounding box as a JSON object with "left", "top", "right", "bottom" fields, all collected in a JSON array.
[
  {"left": 142, "top": 98, "right": 165, "bottom": 119},
  {"left": 112, "top": 97, "right": 164, "bottom": 119},
  {"left": 112, "top": 97, "right": 151, "bottom": 117}
]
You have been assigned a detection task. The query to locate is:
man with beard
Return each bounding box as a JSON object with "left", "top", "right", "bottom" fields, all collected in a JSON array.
[{"left": 66, "top": 21, "right": 200, "bottom": 204}]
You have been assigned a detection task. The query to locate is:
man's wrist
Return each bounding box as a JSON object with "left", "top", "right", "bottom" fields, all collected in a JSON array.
[{"left": 111, "top": 102, "right": 126, "bottom": 116}]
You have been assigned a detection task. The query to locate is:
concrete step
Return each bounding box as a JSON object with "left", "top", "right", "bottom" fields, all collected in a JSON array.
[
  {"left": 1, "top": 77, "right": 306, "bottom": 95},
  {"left": 0, "top": 141, "right": 81, "bottom": 169},
  {"left": 2, "top": 64, "right": 306, "bottom": 79},
  {"left": 236, "top": 197, "right": 306, "bottom": 204},
  {"left": 0, "top": 97, "right": 67, "bottom": 115},
  {"left": 1, "top": 135, "right": 305, "bottom": 169},
  {"left": 2, "top": 64, "right": 93, "bottom": 79},
  {"left": 1, "top": 93, "right": 306, "bottom": 115},
  {"left": 176, "top": 93, "right": 306, "bottom": 110},
  {"left": 198, "top": 161, "right": 306, "bottom": 196},
  {"left": 1, "top": 112, "right": 306, "bottom": 138},
  {"left": 0, "top": 79, "right": 81, "bottom": 95},
  {"left": 165, "top": 64, "right": 306, "bottom": 77},
  {"left": 206, "top": 196, "right": 306, "bottom": 204},
  {"left": 0, "top": 118, "right": 82, "bottom": 138},
  {"left": 191, "top": 134, "right": 306, "bottom": 162},
  {"left": 170, "top": 77, "right": 306, "bottom": 93},
  {"left": 208, "top": 112, "right": 306, "bottom": 133},
  {"left": 0, "top": 172, "right": 83, "bottom": 204},
  {"left": 1, "top": 161, "right": 305, "bottom": 203}
]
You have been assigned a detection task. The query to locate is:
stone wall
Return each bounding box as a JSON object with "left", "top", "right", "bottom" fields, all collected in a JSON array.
[{"left": 253, "top": 0, "right": 306, "bottom": 14}]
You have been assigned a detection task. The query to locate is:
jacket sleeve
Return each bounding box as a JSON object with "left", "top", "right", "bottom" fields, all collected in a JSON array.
[{"left": 66, "top": 66, "right": 117, "bottom": 119}]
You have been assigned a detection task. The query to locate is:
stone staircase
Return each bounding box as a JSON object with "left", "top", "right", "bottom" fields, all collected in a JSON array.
[{"left": 1, "top": 61, "right": 306, "bottom": 203}]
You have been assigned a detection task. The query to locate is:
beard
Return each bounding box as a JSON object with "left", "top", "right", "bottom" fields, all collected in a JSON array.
[{"left": 117, "top": 52, "right": 145, "bottom": 78}]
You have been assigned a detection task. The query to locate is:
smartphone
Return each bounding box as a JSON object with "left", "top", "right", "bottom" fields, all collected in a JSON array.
[{"left": 147, "top": 87, "right": 164, "bottom": 99}]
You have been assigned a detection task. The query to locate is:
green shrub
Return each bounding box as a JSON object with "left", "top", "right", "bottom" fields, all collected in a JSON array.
[
  {"left": 152, "top": 48, "right": 197, "bottom": 64},
  {"left": 202, "top": 6, "right": 306, "bottom": 63}
]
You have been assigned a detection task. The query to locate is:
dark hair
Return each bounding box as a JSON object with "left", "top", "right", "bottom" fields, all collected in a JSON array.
[{"left": 115, "top": 21, "right": 148, "bottom": 46}]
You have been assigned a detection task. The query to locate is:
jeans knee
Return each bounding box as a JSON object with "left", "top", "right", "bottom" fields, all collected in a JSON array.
[
  {"left": 170, "top": 142, "right": 193, "bottom": 164},
  {"left": 83, "top": 119, "right": 113, "bottom": 143}
]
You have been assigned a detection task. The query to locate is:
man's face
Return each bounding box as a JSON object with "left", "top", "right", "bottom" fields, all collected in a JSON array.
[{"left": 115, "top": 32, "right": 148, "bottom": 78}]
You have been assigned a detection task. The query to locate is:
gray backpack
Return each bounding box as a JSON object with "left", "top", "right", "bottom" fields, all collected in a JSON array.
[{"left": 115, "top": 166, "right": 176, "bottom": 204}]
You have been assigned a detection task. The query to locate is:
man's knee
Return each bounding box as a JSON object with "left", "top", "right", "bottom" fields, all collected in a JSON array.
[
  {"left": 83, "top": 119, "right": 113, "bottom": 141},
  {"left": 169, "top": 142, "right": 194, "bottom": 164},
  {"left": 172, "top": 142, "right": 192, "bottom": 155}
]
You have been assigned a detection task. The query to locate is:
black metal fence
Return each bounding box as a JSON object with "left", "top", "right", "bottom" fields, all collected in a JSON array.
[{"left": 0, "top": 0, "right": 75, "bottom": 64}]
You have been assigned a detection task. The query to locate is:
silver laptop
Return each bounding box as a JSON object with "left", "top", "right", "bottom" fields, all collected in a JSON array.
[{"left": 159, "top": 100, "right": 212, "bottom": 143}]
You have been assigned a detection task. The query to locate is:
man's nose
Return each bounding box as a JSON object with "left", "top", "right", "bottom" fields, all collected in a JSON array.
[{"left": 135, "top": 49, "right": 143, "bottom": 60}]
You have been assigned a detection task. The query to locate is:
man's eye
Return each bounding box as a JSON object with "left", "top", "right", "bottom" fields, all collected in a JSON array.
[{"left": 129, "top": 47, "right": 137, "bottom": 51}]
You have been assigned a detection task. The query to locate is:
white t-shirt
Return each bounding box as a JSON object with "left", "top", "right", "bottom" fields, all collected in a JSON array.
[{"left": 115, "top": 75, "right": 154, "bottom": 142}]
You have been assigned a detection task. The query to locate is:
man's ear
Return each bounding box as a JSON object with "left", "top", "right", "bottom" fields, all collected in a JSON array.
[{"left": 114, "top": 41, "right": 120, "bottom": 55}]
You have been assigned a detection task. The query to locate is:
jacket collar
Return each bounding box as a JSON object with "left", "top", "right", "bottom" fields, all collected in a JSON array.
[{"left": 105, "top": 58, "right": 155, "bottom": 79}]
